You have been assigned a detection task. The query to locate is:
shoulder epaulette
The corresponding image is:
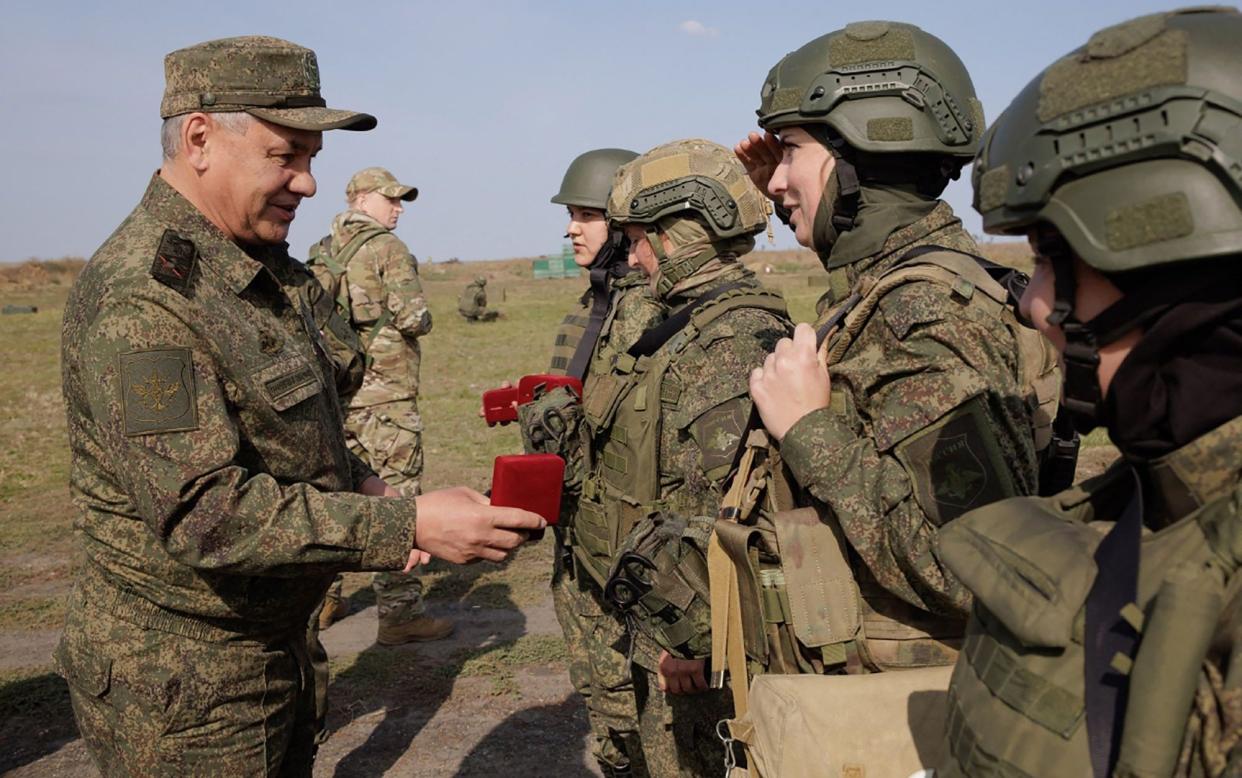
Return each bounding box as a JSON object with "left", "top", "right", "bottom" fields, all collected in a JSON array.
[{"left": 150, "top": 229, "right": 199, "bottom": 297}]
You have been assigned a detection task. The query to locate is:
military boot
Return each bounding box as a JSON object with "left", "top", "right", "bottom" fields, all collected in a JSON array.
[
  {"left": 376, "top": 614, "right": 455, "bottom": 646},
  {"left": 317, "top": 597, "right": 351, "bottom": 630}
]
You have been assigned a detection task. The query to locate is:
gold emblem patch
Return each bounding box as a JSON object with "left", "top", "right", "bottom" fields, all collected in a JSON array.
[{"left": 119, "top": 348, "right": 198, "bottom": 436}]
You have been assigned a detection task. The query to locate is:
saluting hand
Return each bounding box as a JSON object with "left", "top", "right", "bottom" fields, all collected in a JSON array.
[
  {"left": 734, "top": 131, "right": 783, "bottom": 199},
  {"left": 749, "top": 323, "right": 831, "bottom": 442}
]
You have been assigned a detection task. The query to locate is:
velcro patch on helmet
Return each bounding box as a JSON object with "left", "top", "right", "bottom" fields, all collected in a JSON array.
[
  {"left": 1105, "top": 192, "right": 1194, "bottom": 251},
  {"left": 976, "top": 165, "right": 1011, "bottom": 212},
  {"left": 768, "top": 87, "right": 803, "bottom": 113},
  {"left": 641, "top": 154, "right": 691, "bottom": 187},
  {"left": 828, "top": 26, "right": 915, "bottom": 67},
  {"left": 1086, "top": 12, "right": 1167, "bottom": 58},
  {"left": 1037, "top": 29, "right": 1188, "bottom": 122},
  {"left": 866, "top": 117, "right": 914, "bottom": 142}
]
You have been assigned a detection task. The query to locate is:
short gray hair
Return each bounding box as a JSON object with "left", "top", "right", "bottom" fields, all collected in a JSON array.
[{"left": 160, "top": 112, "right": 254, "bottom": 159}]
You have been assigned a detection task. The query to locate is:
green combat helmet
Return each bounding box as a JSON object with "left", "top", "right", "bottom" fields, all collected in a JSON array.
[
  {"left": 756, "top": 21, "right": 984, "bottom": 242},
  {"left": 474, "top": 276, "right": 486, "bottom": 286},
  {"left": 973, "top": 6, "right": 1242, "bottom": 426},
  {"left": 551, "top": 148, "right": 639, "bottom": 210},
  {"left": 974, "top": 7, "right": 1242, "bottom": 273},
  {"left": 607, "top": 138, "right": 768, "bottom": 294}
]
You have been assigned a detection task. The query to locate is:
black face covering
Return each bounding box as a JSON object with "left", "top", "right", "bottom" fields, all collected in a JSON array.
[
  {"left": 564, "top": 231, "right": 633, "bottom": 380},
  {"left": 1101, "top": 268, "right": 1242, "bottom": 461}
]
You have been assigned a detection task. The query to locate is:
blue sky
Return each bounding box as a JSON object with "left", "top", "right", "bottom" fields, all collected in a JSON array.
[{"left": 0, "top": 0, "right": 1177, "bottom": 263}]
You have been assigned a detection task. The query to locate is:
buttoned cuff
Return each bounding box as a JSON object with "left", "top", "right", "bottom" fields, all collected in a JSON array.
[
  {"left": 780, "top": 407, "right": 857, "bottom": 493},
  {"left": 358, "top": 496, "right": 416, "bottom": 571}
]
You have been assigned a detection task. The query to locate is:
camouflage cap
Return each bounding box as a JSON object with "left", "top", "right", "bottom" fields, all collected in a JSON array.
[
  {"left": 161, "top": 36, "right": 376, "bottom": 132},
  {"left": 346, "top": 167, "right": 418, "bottom": 202}
]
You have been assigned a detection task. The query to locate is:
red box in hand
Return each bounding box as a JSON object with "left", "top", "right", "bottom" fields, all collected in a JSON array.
[
  {"left": 483, "top": 386, "right": 520, "bottom": 426},
  {"left": 517, "top": 374, "right": 583, "bottom": 405},
  {"left": 490, "top": 454, "right": 564, "bottom": 541}
]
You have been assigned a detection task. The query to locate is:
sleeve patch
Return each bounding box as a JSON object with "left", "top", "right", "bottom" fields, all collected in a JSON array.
[
  {"left": 893, "top": 396, "right": 1016, "bottom": 525},
  {"left": 691, "top": 400, "right": 749, "bottom": 481},
  {"left": 119, "top": 348, "right": 199, "bottom": 436}
]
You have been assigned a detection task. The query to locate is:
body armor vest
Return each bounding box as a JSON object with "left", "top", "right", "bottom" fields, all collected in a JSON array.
[
  {"left": 936, "top": 429, "right": 1242, "bottom": 778},
  {"left": 572, "top": 287, "right": 789, "bottom": 590},
  {"left": 718, "top": 249, "right": 1062, "bottom": 676}
]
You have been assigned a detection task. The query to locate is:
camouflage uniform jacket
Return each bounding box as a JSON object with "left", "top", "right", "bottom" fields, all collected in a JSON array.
[
  {"left": 329, "top": 210, "right": 431, "bottom": 408},
  {"left": 780, "top": 201, "right": 1043, "bottom": 624},
  {"left": 937, "top": 413, "right": 1242, "bottom": 777},
  {"left": 60, "top": 175, "right": 416, "bottom": 636},
  {"left": 458, "top": 281, "right": 487, "bottom": 316},
  {"left": 580, "top": 265, "right": 790, "bottom": 670}
]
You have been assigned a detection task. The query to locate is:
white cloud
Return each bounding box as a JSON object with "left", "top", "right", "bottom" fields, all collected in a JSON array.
[{"left": 678, "top": 20, "right": 719, "bottom": 38}]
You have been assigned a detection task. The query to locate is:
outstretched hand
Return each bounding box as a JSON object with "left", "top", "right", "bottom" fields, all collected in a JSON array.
[
  {"left": 734, "top": 131, "right": 783, "bottom": 199},
  {"left": 414, "top": 486, "right": 544, "bottom": 564},
  {"left": 749, "top": 323, "right": 831, "bottom": 441}
]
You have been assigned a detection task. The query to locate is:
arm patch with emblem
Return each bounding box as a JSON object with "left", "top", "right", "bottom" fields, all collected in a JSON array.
[
  {"left": 119, "top": 348, "right": 199, "bottom": 436},
  {"left": 892, "top": 395, "right": 1016, "bottom": 525},
  {"left": 691, "top": 399, "right": 749, "bottom": 482}
]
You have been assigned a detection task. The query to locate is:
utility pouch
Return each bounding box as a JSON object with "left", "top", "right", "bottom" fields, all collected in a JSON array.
[
  {"left": 582, "top": 371, "right": 631, "bottom": 432},
  {"left": 772, "top": 506, "right": 863, "bottom": 652},
  {"left": 937, "top": 497, "right": 1102, "bottom": 649},
  {"left": 714, "top": 520, "right": 771, "bottom": 664}
]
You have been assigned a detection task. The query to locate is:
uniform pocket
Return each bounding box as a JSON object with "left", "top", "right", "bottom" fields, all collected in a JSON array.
[{"left": 54, "top": 638, "right": 112, "bottom": 698}]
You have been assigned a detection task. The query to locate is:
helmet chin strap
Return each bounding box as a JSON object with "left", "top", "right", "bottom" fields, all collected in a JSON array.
[{"left": 1045, "top": 254, "right": 1105, "bottom": 433}]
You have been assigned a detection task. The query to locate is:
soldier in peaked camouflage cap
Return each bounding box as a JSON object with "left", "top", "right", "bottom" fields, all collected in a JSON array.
[
  {"left": 345, "top": 167, "right": 419, "bottom": 203},
  {"left": 161, "top": 35, "right": 376, "bottom": 131},
  {"left": 55, "top": 34, "right": 542, "bottom": 778}
]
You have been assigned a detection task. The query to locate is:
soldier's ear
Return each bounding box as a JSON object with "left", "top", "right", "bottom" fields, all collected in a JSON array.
[{"left": 180, "top": 113, "right": 213, "bottom": 173}]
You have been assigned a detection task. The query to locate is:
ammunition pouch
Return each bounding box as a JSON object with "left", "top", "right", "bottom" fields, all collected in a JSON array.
[{"left": 604, "top": 514, "right": 715, "bottom": 659}]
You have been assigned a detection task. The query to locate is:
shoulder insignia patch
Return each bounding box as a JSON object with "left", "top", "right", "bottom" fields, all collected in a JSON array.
[
  {"left": 692, "top": 399, "right": 748, "bottom": 482},
  {"left": 119, "top": 348, "right": 199, "bottom": 436},
  {"left": 893, "top": 396, "right": 1016, "bottom": 525},
  {"left": 151, "top": 229, "right": 199, "bottom": 297}
]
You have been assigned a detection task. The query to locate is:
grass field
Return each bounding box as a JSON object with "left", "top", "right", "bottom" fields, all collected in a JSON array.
[{"left": 0, "top": 241, "right": 1111, "bottom": 773}]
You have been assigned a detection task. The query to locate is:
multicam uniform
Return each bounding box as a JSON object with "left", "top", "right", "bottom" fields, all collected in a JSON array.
[
  {"left": 320, "top": 209, "right": 433, "bottom": 627},
  {"left": 56, "top": 175, "right": 415, "bottom": 775}
]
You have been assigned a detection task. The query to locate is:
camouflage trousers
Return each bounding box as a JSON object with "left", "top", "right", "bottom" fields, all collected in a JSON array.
[
  {"left": 552, "top": 534, "right": 648, "bottom": 777},
  {"left": 57, "top": 583, "right": 321, "bottom": 777},
  {"left": 342, "top": 401, "right": 425, "bottom": 625},
  {"left": 632, "top": 664, "right": 733, "bottom": 778}
]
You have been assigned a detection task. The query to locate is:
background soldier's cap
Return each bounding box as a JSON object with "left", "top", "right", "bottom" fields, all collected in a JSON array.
[
  {"left": 346, "top": 167, "right": 418, "bottom": 202},
  {"left": 160, "top": 36, "right": 377, "bottom": 132}
]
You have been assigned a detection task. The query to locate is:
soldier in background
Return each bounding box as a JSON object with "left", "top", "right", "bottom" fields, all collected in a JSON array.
[
  {"left": 55, "top": 36, "right": 541, "bottom": 776},
  {"left": 522, "top": 147, "right": 659, "bottom": 777},
  {"left": 937, "top": 8, "right": 1242, "bottom": 776},
  {"left": 458, "top": 275, "right": 500, "bottom": 321},
  {"left": 308, "top": 167, "right": 452, "bottom": 645}
]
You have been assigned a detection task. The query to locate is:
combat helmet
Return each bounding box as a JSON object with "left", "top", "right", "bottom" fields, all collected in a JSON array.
[
  {"left": 756, "top": 21, "right": 984, "bottom": 240},
  {"left": 757, "top": 21, "right": 984, "bottom": 159},
  {"left": 474, "top": 276, "right": 486, "bottom": 286},
  {"left": 551, "top": 148, "right": 639, "bottom": 210},
  {"left": 974, "top": 7, "right": 1242, "bottom": 274},
  {"left": 974, "top": 6, "right": 1242, "bottom": 428},
  {"left": 608, "top": 138, "right": 767, "bottom": 294}
]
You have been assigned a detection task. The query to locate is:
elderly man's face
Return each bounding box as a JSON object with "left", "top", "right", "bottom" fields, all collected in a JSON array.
[{"left": 201, "top": 117, "right": 322, "bottom": 245}]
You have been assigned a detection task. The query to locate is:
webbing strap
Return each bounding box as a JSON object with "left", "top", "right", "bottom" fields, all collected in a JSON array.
[
  {"left": 627, "top": 282, "right": 747, "bottom": 358},
  {"left": 1084, "top": 468, "right": 1144, "bottom": 778},
  {"left": 963, "top": 631, "right": 1084, "bottom": 738},
  {"left": 709, "top": 441, "right": 760, "bottom": 717},
  {"left": 565, "top": 241, "right": 629, "bottom": 380},
  {"left": 945, "top": 688, "right": 1039, "bottom": 778}
]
